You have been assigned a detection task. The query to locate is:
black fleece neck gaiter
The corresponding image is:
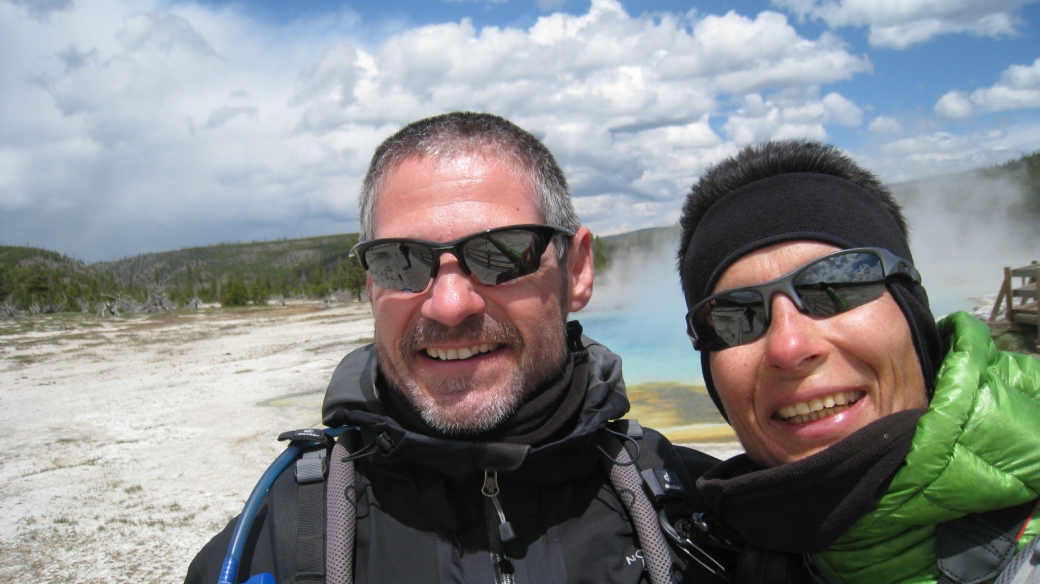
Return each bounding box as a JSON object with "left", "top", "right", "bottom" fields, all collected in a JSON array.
[{"left": 696, "top": 408, "right": 925, "bottom": 553}]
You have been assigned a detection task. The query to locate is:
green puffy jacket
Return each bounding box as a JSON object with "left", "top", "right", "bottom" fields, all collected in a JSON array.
[{"left": 812, "top": 312, "right": 1040, "bottom": 584}]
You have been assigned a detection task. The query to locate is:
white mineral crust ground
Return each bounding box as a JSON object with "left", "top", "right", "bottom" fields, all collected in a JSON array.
[{"left": 0, "top": 302, "right": 740, "bottom": 582}]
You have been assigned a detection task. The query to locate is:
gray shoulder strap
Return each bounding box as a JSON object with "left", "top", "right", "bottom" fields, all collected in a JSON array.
[
  {"left": 995, "top": 529, "right": 1040, "bottom": 584},
  {"left": 325, "top": 434, "right": 356, "bottom": 584},
  {"left": 597, "top": 430, "right": 677, "bottom": 584},
  {"left": 937, "top": 499, "right": 1039, "bottom": 584}
]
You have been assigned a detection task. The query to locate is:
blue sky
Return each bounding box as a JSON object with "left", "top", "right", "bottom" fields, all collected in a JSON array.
[{"left": 2, "top": 0, "right": 1039, "bottom": 262}]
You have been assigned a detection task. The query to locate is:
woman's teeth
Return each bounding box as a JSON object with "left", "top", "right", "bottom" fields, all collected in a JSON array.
[
  {"left": 777, "top": 391, "right": 862, "bottom": 423},
  {"left": 425, "top": 343, "right": 500, "bottom": 361}
]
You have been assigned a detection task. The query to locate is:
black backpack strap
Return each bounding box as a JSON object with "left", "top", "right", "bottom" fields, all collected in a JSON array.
[
  {"left": 295, "top": 446, "right": 328, "bottom": 583},
  {"left": 612, "top": 420, "right": 714, "bottom": 523},
  {"left": 610, "top": 419, "right": 739, "bottom": 583},
  {"left": 270, "top": 429, "right": 335, "bottom": 584},
  {"left": 937, "top": 498, "right": 1040, "bottom": 584}
]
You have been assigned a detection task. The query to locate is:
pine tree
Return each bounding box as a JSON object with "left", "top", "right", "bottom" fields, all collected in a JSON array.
[
  {"left": 248, "top": 278, "right": 270, "bottom": 305},
  {"left": 220, "top": 275, "right": 249, "bottom": 307},
  {"left": 346, "top": 257, "right": 366, "bottom": 301},
  {"left": 0, "top": 264, "right": 11, "bottom": 303}
]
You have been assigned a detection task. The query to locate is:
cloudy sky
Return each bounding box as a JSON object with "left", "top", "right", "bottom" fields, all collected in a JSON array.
[{"left": 2, "top": 0, "right": 1038, "bottom": 262}]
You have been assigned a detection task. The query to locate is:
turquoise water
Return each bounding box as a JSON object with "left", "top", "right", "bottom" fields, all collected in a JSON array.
[
  {"left": 578, "top": 307, "right": 703, "bottom": 385},
  {"left": 578, "top": 250, "right": 704, "bottom": 385}
]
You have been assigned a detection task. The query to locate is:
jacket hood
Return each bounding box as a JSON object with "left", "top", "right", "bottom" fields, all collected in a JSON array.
[{"left": 321, "top": 332, "right": 631, "bottom": 480}]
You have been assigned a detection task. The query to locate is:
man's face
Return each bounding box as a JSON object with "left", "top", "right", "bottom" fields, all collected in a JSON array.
[
  {"left": 368, "top": 153, "right": 594, "bottom": 434},
  {"left": 707, "top": 241, "right": 928, "bottom": 467}
]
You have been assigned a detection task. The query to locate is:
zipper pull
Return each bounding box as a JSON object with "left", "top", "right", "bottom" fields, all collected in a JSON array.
[{"left": 482, "top": 471, "right": 515, "bottom": 543}]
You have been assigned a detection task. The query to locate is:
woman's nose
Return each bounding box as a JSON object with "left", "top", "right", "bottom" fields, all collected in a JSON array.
[{"left": 762, "top": 293, "right": 827, "bottom": 373}]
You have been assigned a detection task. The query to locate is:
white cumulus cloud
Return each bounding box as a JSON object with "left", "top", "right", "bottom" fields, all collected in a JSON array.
[
  {"left": 859, "top": 124, "right": 1040, "bottom": 184},
  {"left": 722, "top": 90, "right": 862, "bottom": 144},
  {"left": 935, "top": 57, "right": 1040, "bottom": 119},
  {"left": 868, "top": 116, "right": 902, "bottom": 133},
  {"left": 772, "top": 0, "right": 1036, "bottom": 48},
  {"left": 934, "top": 91, "right": 976, "bottom": 120},
  {"left": 971, "top": 57, "right": 1040, "bottom": 111},
  {"left": 0, "top": 0, "right": 880, "bottom": 260}
]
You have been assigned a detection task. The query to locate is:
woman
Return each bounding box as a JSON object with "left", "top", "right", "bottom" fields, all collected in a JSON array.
[{"left": 676, "top": 140, "right": 1040, "bottom": 583}]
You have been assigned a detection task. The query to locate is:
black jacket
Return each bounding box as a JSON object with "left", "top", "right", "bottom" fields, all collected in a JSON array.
[{"left": 185, "top": 336, "right": 721, "bottom": 584}]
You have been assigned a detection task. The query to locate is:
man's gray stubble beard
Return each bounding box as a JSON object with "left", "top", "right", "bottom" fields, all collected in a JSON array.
[{"left": 375, "top": 312, "right": 569, "bottom": 435}]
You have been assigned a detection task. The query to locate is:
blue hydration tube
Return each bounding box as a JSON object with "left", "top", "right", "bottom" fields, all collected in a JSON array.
[{"left": 218, "top": 426, "right": 353, "bottom": 584}]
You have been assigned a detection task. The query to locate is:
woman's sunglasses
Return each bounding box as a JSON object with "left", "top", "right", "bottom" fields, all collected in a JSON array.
[
  {"left": 686, "top": 247, "right": 920, "bottom": 351},
  {"left": 351, "top": 224, "right": 575, "bottom": 293}
]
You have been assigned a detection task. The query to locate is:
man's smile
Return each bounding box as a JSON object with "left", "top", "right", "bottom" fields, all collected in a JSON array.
[{"left": 424, "top": 343, "right": 504, "bottom": 361}]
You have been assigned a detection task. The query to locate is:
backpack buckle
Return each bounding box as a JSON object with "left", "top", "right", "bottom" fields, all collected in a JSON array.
[
  {"left": 295, "top": 448, "right": 328, "bottom": 484},
  {"left": 641, "top": 467, "right": 686, "bottom": 501}
]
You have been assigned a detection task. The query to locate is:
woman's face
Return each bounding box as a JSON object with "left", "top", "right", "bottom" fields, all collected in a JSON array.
[{"left": 708, "top": 241, "right": 928, "bottom": 468}]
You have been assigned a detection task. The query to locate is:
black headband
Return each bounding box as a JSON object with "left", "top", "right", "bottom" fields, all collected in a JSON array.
[{"left": 679, "top": 173, "right": 941, "bottom": 419}]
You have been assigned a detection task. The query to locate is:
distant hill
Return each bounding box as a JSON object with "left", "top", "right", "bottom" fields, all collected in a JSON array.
[
  {"left": 890, "top": 150, "right": 1040, "bottom": 217},
  {"left": 0, "top": 246, "right": 99, "bottom": 314},
  {"left": 93, "top": 234, "right": 360, "bottom": 288},
  {"left": 0, "top": 246, "right": 88, "bottom": 272},
  {"left": 601, "top": 224, "right": 680, "bottom": 251},
  {"left": 987, "top": 151, "right": 1040, "bottom": 216},
  {"left": 0, "top": 234, "right": 365, "bottom": 314}
]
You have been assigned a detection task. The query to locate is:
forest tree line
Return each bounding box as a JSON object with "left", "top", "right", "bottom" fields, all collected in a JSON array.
[
  {"left": 0, "top": 236, "right": 368, "bottom": 315},
  {"left": 0, "top": 233, "right": 616, "bottom": 316}
]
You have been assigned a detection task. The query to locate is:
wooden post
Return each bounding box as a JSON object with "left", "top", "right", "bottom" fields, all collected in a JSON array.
[
  {"left": 989, "top": 270, "right": 1009, "bottom": 323},
  {"left": 1034, "top": 262, "right": 1039, "bottom": 353},
  {"left": 1005, "top": 266, "right": 1015, "bottom": 324}
]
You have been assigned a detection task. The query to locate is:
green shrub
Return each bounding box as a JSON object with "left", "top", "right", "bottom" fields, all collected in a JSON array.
[
  {"left": 0, "top": 264, "right": 10, "bottom": 303},
  {"left": 248, "top": 279, "right": 270, "bottom": 305},
  {"left": 592, "top": 235, "right": 614, "bottom": 274},
  {"left": 994, "top": 330, "right": 1038, "bottom": 355},
  {"left": 219, "top": 275, "right": 249, "bottom": 307}
]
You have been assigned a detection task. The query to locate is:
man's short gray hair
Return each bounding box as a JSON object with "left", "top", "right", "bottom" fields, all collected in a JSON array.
[{"left": 359, "top": 112, "right": 580, "bottom": 260}]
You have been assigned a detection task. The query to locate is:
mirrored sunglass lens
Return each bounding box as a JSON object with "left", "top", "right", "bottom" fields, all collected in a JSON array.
[
  {"left": 696, "top": 290, "right": 767, "bottom": 349},
  {"left": 364, "top": 242, "right": 436, "bottom": 292},
  {"left": 462, "top": 230, "right": 542, "bottom": 285},
  {"left": 794, "top": 252, "right": 886, "bottom": 316}
]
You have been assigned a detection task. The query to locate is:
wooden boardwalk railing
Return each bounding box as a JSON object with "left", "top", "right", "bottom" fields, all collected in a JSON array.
[{"left": 988, "top": 260, "right": 1039, "bottom": 351}]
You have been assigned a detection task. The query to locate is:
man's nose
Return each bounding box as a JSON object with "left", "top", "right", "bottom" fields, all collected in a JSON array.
[
  {"left": 762, "top": 293, "right": 827, "bottom": 373},
  {"left": 421, "top": 253, "right": 486, "bottom": 327}
]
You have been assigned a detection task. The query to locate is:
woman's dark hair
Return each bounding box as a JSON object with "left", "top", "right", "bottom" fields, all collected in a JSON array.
[{"left": 676, "top": 139, "right": 908, "bottom": 274}]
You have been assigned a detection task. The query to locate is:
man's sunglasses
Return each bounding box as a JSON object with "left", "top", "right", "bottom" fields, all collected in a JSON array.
[
  {"left": 351, "top": 224, "right": 575, "bottom": 293},
  {"left": 686, "top": 247, "right": 920, "bottom": 351}
]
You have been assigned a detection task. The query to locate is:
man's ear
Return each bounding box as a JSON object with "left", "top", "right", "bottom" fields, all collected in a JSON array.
[{"left": 566, "top": 227, "right": 594, "bottom": 313}]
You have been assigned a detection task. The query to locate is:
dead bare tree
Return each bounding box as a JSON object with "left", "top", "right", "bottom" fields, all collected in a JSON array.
[{"left": 140, "top": 288, "right": 176, "bottom": 313}]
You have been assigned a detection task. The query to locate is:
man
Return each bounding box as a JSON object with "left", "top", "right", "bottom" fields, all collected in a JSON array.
[
  {"left": 675, "top": 139, "right": 1040, "bottom": 583},
  {"left": 185, "top": 112, "right": 719, "bottom": 584}
]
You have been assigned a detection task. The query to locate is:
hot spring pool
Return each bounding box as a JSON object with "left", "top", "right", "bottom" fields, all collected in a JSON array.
[{"left": 578, "top": 308, "right": 702, "bottom": 385}]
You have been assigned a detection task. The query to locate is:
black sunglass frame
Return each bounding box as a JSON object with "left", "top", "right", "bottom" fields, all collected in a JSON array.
[
  {"left": 685, "top": 247, "right": 921, "bottom": 351},
  {"left": 350, "top": 224, "right": 576, "bottom": 292}
]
